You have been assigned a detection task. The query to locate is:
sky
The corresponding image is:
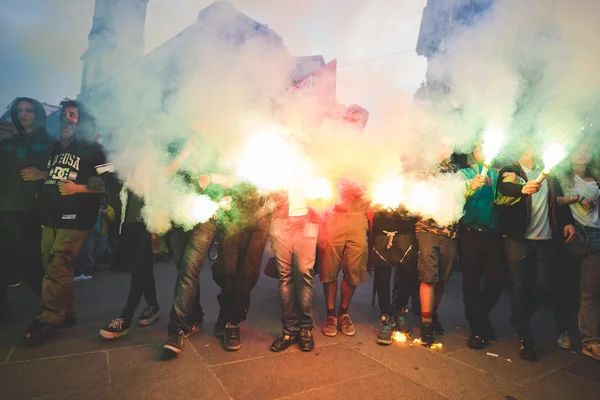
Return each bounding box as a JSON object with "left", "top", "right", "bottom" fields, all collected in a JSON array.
[{"left": 0, "top": 0, "right": 428, "bottom": 114}]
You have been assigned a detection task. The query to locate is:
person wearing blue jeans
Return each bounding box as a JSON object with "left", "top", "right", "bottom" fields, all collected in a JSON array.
[
  {"left": 497, "top": 145, "right": 575, "bottom": 361},
  {"left": 270, "top": 192, "right": 320, "bottom": 352},
  {"left": 162, "top": 220, "right": 217, "bottom": 356},
  {"left": 556, "top": 141, "right": 600, "bottom": 360}
]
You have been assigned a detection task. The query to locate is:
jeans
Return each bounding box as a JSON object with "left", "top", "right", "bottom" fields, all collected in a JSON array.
[
  {"left": 566, "top": 224, "right": 600, "bottom": 344},
  {"left": 505, "top": 237, "right": 554, "bottom": 339},
  {"left": 38, "top": 227, "right": 89, "bottom": 325},
  {"left": 120, "top": 223, "right": 157, "bottom": 322},
  {"left": 212, "top": 226, "right": 269, "bottom": 325},
  {"left": 373, "top": 232, "right": 417, "bottom": 316},
  {"left": 459, "top": 229, "right": 506, "bottom": 332},
  {"left": 75, "top": 231, "right": 108, "bottom": 276},
  {"left": 0, "top": 211, "right": 44, "bottom": 306},
  {"left": 167, "top": 221, "right": 216, "bottom": 335},
  {"left": 271, "top": 216, "right": 318, "bottom": 335}
]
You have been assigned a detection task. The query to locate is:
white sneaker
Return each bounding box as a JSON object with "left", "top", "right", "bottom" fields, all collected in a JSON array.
[{"left": 556, "top": 331, "right": 572, "bottom": 350}]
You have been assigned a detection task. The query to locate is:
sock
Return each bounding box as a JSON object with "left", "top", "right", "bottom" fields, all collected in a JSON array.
[
  {"left": 338, "top": 307, "right": 348, "bottom": 316},
  {"left": 327, "top": 308, "right": 336, "bottom": 318},
  {"left": 422, "top": 311, "right": 433, "bottom": 324}
]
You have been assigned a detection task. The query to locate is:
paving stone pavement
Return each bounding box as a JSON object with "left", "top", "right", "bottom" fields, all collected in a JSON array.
[{"left": 1, "top": 250, "right": 599, "bottom": 400}]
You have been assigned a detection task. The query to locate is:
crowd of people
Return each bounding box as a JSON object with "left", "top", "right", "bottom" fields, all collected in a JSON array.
[{"left": 0, "top": 96, "right": 599, "bottom": 364}]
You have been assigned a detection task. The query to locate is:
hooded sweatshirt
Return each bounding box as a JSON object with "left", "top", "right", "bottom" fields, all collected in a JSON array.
[
  {"left": 38, "top": 103, "right": 113, "bottom": 230},
  {"left": 0, "top": 97, "right": 53, "bottom": 212}
]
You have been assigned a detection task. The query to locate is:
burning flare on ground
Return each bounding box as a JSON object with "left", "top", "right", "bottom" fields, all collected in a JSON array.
[
  {"left": 392, "top": 331, "right": 408, "bottom": 343},
  {"left": 480, "top": 127, "right": 505, "bottom": 176},
  {"left": 413, "top": 337, "right": 443, "bottom": 349},
  {"left": 536, "top": 143, "right": 566, "bottom": 183}
]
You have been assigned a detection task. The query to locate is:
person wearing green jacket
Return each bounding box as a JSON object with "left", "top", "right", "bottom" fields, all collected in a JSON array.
[{"left": 458, "top": 142, "right": 506, "bottom": 350}]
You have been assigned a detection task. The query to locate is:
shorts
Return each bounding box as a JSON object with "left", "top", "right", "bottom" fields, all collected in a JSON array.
[
  {"left": 371, "top": 231, "right": 417, "bottom": 268},
  {"left": 319, "top": 212, "right": 368, "bottom": 285},
  {"left": 416, "top": 232, "right": 457, "bottom": 284}
]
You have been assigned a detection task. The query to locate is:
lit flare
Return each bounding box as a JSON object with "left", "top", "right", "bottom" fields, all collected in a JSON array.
[
  {"left": 536, "top": 143, "right": 566, "bottom": 183},
  {"left": 480, "top": 127, "right": 505, "bottom": 176}
]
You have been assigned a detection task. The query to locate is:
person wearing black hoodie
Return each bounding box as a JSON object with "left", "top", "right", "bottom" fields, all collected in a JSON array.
[
  {"left": 497, "top": 144, "right": 576, "bottom": 361},
  {"left": 0, "top": 97, "right": 53, "bottom": 320},
  {"left": 21, "top": 99, "right": 115, "bottom": 346}
]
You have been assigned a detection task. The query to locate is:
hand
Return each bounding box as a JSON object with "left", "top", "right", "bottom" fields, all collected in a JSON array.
[
  {"left": 564, "top": 224, "right": 576, "bottom": 244},
  {"left": 101, "top": 209, "right": 108, "bottom": 216},
  {"left": 21, "top": 167, "right": 43, "bottom": 181},
  {"left": 470, "top": 174, "right": 486, "bottom": 190},
  {"left": 521, "top": 181, "right": 541, "bottom": 195},
  {"left": 581, "top": 198, "right": 596, "bottom": 211},
  {"left": 502, "top": 172, "right": 518, "bottom": 183},
  {"left": 58, "top": 180, "right": 82, "bottom": 196}
]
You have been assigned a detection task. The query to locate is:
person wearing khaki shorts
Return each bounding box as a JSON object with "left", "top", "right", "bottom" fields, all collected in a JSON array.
[{"left": 319, "top": 204, "right": 369, "bottom": 337}]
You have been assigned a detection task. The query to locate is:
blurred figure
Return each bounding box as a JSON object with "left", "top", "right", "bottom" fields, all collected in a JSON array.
[{"left": 0, "top": 97, "right": 52, "bottom": 321}]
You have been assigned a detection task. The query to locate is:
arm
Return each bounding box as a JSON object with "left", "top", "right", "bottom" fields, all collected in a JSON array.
[
  {"left": 557, "top": 194, "right": 581, "bottom": 206},
  {"left": 497, "top": 167, "right": 526, "bottom": 197},
  {"left": 551, "top": 177, "right": 576, "bottom": 242},
  {"left": 58, "top": 176, "right": 105, "bottom": 195},
  {"left": 21, "top": 167, "right": 48, "bottom": 182},
  {"left": 460, "top": 168, "right": 484, "bottom": 199}
]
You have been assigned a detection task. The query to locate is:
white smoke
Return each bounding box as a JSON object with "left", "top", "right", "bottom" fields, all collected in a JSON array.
[
  {"left": 427, "top": 0, "right": 600, "bottom": 157},
  {"left": 8, "top": 0, "right": 599, "bottom": 230}
]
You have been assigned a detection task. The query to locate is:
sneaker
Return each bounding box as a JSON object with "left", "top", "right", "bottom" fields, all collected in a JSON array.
[
  {"left": 163, "top": 330, "right": 185, "bottom": 354},
  {"left": 432, "top": 313, "right": 444, "bottom": 335},
  {"left": 99, "top": 318, "right": 130, "bottom": 340},
  {"left": 185, "top": 321, "right": 203, "bottom": 339},
  {"left": 322, "top": 316, "right": 338, "bottom": 337},
  {"left": 8, "top": 281, "right": 21, "bottom": 288},
  {"left": 338, "top": 314, "right": 356, "bottom": 336},
  {"left": 519, "top": 337, "right": 538, "bottom": 361},
  {"left": 299, "top": 328, "right": 315, "bottom": 352},
  {"left": 556, "top": 331, "right": 573, "bottom": 350},
  {"left": 467, "top": 334, "right": 486, "bottom": 350},
  {"left": 58, "top": 315, "right": 77, "bottom": 329},
  {"left": 74, "top": 274, "right": 92, "bottom": 282},
  {"left": 270, "top": 333, "right": 296, "bottom": 352},
  {"left": 395, "top": 308, "right": 411, "bottom": 334},
  {"left": 21, "top": 319, "right": 56, "bottom": 346},
  {"left": 224, "top": 323, "right": 241, "bottom": 351},
  {"left": 582, "top": 342, "right": 600, "bottom": 361},
  {"left": 377, "top": 315, "right": 395, "bottom": 346},
  {"left": 138, "top": 306, "right": 161, "bottom": 326},
  {"left": 483, "top": 321, "right": 496, "bottom": 342},
  {"left": 420, "top": 322, "right": 435, "bottom": 347}
]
